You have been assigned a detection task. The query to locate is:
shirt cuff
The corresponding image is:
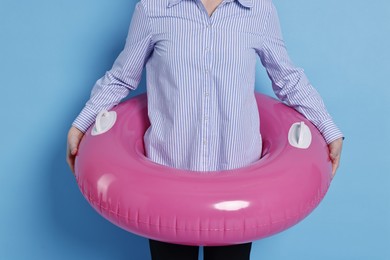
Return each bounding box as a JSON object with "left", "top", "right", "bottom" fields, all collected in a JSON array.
[
  {"left": 71, "top": 106, "right": 98, "bottom": 133},
  {"left": 316, "top": 119, "right": 345, "bottom": 144}
]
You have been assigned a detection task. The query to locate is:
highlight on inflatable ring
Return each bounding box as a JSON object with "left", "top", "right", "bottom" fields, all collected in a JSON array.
[{"left": 75, "top": 91, "right": 332, "bottom": 246}]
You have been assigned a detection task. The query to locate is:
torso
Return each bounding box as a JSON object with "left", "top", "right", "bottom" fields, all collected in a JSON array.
[{"left": 143, "top": 0, "right": 263, "bottom": 171}]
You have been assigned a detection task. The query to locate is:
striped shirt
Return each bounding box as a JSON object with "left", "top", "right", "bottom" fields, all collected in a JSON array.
[{"left": 72, "top": 0, "right": 344, "bottom": 172}]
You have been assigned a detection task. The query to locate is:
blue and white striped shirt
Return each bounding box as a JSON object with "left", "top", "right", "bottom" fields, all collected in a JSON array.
[{"left": 72, "top": 0, "right": 344, "bottom": 172}]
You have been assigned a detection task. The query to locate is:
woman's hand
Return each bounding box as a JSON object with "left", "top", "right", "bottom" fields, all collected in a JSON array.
[
  {"left": 328, "top": 137, "right": 344, "bottom": 178},
  {"left": 66, "top": 126, "right": 85, "bottom": 176}
]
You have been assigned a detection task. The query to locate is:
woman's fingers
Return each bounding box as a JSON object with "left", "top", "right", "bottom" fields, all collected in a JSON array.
[
  {"left": 330, "top": 151, "right": 340, "bottom": 177},
  {"left": 66, "top": 126, "right": 85, "bottom": 176},
  {"left": 328, "top": 137, "right": 343, "bottom": 178},
  {"left": 67, "top": 152, "right": 75, "bottom": 174},
  {"left": 66, "top": 141, "right": 76, "bottom": 175}
]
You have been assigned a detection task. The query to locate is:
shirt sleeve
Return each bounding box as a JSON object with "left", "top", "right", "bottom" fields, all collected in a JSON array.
[
  {"left": 255, "top": 2, "right": 344, "bottom": 144},
  {"left": 72, "top": 1, "right": 154, "bottom": 133}
]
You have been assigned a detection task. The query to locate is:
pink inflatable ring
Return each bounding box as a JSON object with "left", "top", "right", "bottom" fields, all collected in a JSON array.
[{"left": 75, "top": 92, "right": 332, "bottom": 246}]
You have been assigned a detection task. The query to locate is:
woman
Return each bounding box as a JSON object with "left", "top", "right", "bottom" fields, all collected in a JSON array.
[{"left": 66, "top": 0, "right": 344, "bottom": 259}]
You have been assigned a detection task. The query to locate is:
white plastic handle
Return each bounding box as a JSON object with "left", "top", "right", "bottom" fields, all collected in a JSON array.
[
  {"left": 288, "top": 121, "right": 312, "bottom": 149},
  {"left": 95, "top": 109, "right": 108, "bottom": 133},
  {"left": 92, "top": 109, "right": 117, "bottom": 136},
  {"left": 297, "top": 122, "right": 305, "bottom": 146}
]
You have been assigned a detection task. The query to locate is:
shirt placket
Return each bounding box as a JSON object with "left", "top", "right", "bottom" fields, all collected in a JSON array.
[
  {"left": 197, "top": 0, "right": 229, "bottom": 170},
  {"left": 204, "top": 21, "right": 212, "bottom": 171},
  {"left": 196, "top": 1, "right": 212, "bottom": 170}
]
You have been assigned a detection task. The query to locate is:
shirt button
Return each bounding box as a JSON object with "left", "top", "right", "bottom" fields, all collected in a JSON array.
[
  {"left": 205, "top": 92, "right": 209, "bottom": 96},
  {"left": 203, "top": 139, "right": 207, "bottom": 144}
]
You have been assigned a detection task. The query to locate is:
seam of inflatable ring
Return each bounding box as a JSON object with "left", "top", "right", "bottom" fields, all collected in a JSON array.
[
  {"left": 81, "top": 184, "right": 330, "bottom": 232},
  {"left": 76, "top": 177, "right": 331, "bottom": 231}
]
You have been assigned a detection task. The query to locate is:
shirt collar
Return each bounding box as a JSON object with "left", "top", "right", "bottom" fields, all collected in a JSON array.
[{"left": 167, "top": 0, "right": 253, "bottom": 9}]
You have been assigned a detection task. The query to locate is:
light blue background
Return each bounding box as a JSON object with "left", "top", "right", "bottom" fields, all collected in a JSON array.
[{"left": 1, "top": 0, "right": 389, "bottom": 259}]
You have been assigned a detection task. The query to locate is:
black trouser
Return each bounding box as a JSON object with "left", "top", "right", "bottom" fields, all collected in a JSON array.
[{"left": 149, "top": 239, "right": 252, "bottom": 260}]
